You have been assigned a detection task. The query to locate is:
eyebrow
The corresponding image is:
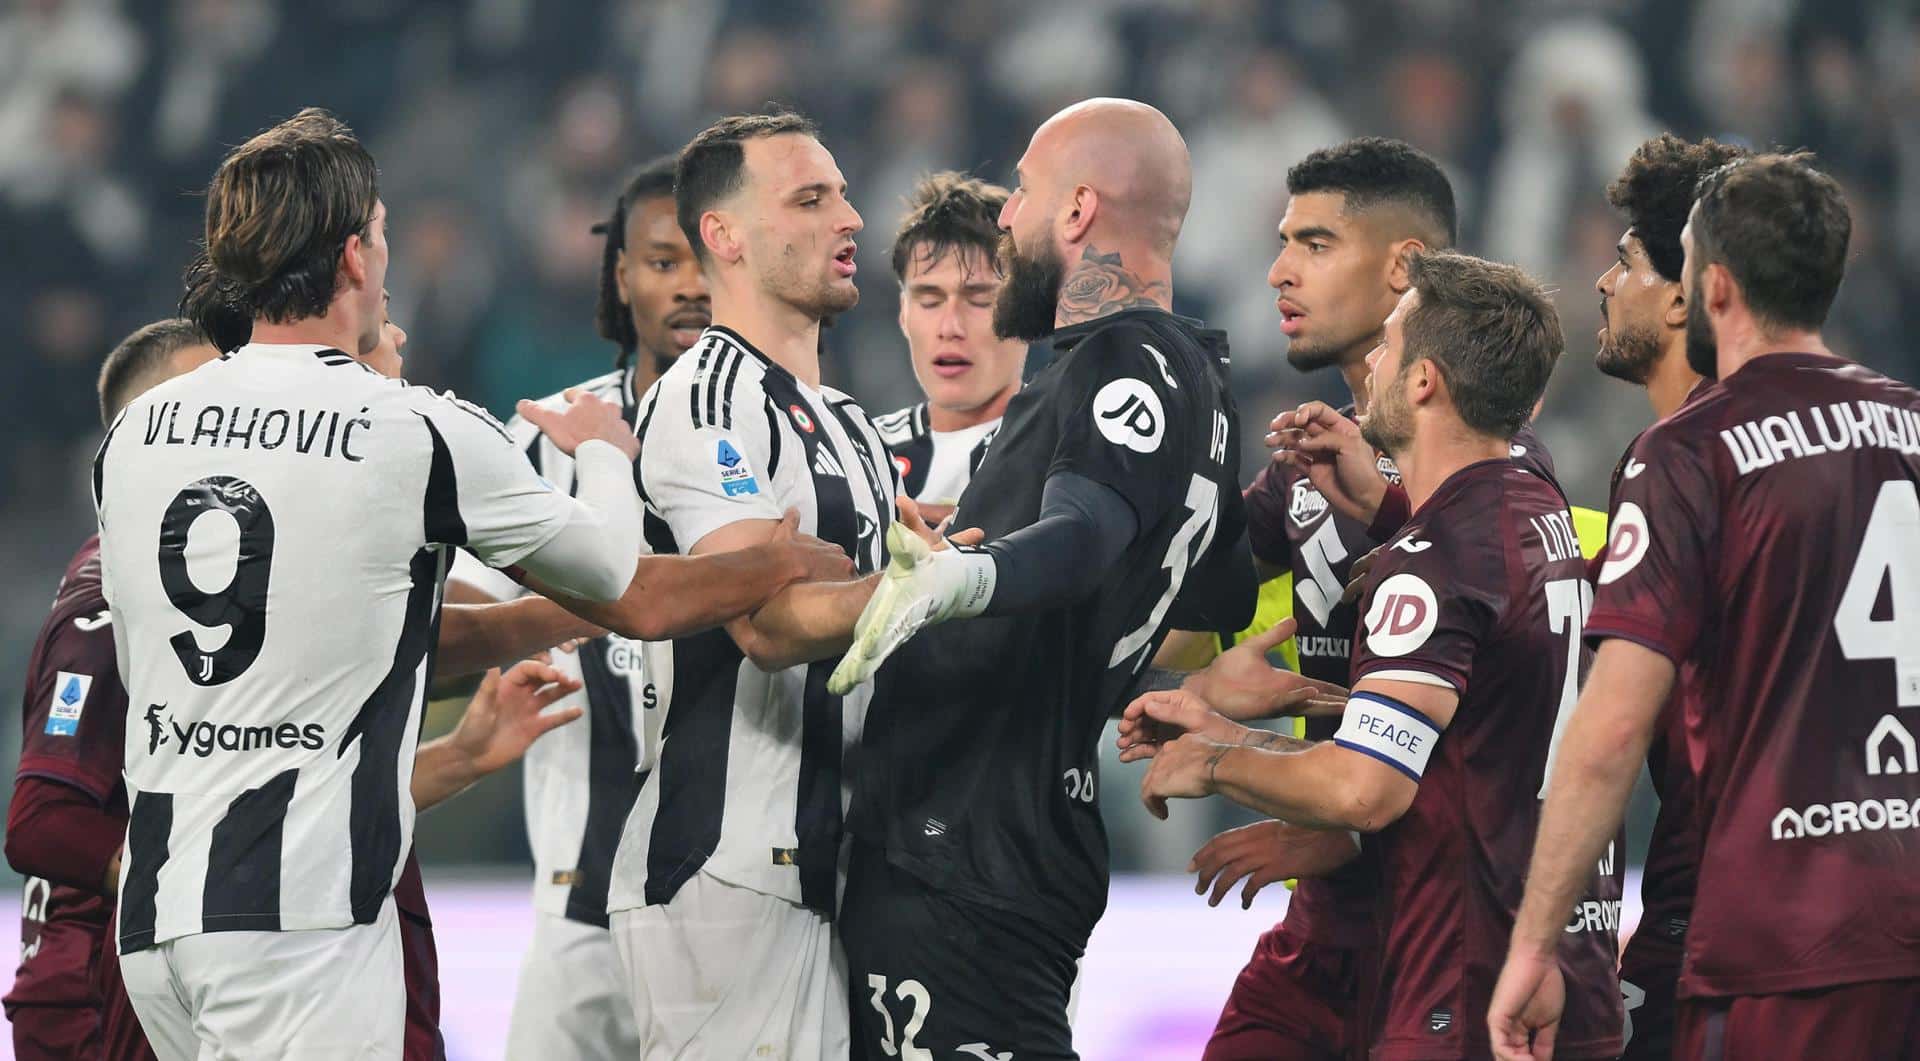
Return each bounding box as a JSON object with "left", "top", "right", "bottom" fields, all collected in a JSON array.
[
  {"left": 907, "top": 281, "right": 1000, "bottom": 296},
  {"left": 1280, "top": 225, "right": 1338, "bottom": 244}
]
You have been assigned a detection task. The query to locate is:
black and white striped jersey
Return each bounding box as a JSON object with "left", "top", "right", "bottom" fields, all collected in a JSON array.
[
  {"left": 871, "top": 401, "right": 1001, "bottom": 505},
  {"left": 93, "top": 344, "right": 578, "bottom": 953},
  {"left": 450, "top": 366, "right": 654, "bottom": 929},
  {"left": 607, "top": 326, "right": 899, "bottom": 918}
]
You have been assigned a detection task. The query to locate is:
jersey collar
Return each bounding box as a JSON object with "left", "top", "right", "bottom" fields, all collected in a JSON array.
[{"left": 1047, "top": 306, "right": 1201, "bottom": 351}]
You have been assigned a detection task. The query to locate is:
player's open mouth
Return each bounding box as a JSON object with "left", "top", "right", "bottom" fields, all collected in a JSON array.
[
  {"left": 832, "top": 243, "right": 857, "bottom": 278},
  {"left": 931, "top": 353, "right": 973, "bottom": 379},
  {"left": 667, "top": 310, "right": 711, "bottom": 350},
  {"left": 1277, "top": 300, "right": 1306, "bottom": 337}
]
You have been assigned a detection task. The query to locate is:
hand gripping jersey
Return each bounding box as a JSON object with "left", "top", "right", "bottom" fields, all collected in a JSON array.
[
  {"left": 1586, "top": 353, "right": 1920, "bottom": 998},
  {"left": 853, "top": 308, "right": 1256, "bottom": 946},
  {"left": 872, "top": 401, "right": 1001, "bottom": 506},
  {"left": 94, "top": 344, "right": 578, "bottom": 953},
  {"left": 607, "top": 326, "right": 899, "bottom": 919},
  {"left": 1241, "top": 420, "right": 1555, "bottom": 949},
  {"left": 1351, "top": 460, "right": 1622, "bottom": 1060}
]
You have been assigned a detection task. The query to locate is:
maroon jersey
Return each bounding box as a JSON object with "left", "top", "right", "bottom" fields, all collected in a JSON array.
[
  {"left": 1601, "top": 390, "right": 1709, "bottom": 1009},
  {"left": 1350, "top": 460, "right": 1622, "bottom": 1060},
  {"left": 1242, "top": 421, "right": 1555, "bottom": 948},
  {"left": 1586, "top": 352, "right": 1920, "bottom": 998},
  {"left": 7, "top": 537, "right": 127, "bottom": 1013}
]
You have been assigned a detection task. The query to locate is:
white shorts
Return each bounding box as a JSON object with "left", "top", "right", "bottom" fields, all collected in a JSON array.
[
  {"left": 610, "top": 871, "right": 848, "bottom": 1060},
  {"left": 119, "top": 899, "right": 404, "bottom": 1061},
  {"left": 506, "top": 911, "right": 640, "bottom": 1060}
]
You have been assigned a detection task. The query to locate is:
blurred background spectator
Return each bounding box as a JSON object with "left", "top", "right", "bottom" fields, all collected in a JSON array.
[{"left": 3, "top": 0, "right": 1914, "bottom": 878}]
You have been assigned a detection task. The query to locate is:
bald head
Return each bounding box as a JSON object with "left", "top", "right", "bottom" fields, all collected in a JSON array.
[{"left": 1021, "top": 98, "right": 1191, "bottom": 257}]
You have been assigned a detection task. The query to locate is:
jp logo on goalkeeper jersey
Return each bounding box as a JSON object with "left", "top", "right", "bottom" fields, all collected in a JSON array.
[
  {"left": 1093, "top": 378, "right": 1164, "bottom": 453},
  {"left": 1363, "top": 573, "right": 1438, "bottom": 656}
]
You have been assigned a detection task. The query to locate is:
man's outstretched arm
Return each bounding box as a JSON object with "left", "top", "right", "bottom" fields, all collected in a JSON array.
[{"left": 511, "top": 510, "right": 855, "bottom": 646}]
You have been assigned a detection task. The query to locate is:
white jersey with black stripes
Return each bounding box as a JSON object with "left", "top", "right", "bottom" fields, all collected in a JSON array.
[
  {"left": 93, "top": 342, "right": 592, "bottom": 952},
  {"left": 606, "top": 325, "right": 900, "bottom": 919}
]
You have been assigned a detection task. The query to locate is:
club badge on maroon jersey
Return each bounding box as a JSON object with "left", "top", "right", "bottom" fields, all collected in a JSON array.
[{"left": 1288, "top": 480, "right": 1328, "bottom": 528}]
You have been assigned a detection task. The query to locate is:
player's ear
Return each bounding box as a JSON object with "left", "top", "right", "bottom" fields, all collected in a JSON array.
[
  {"left": 1704, "top": 262, "right": 1737, "bottom": 318},
  {"left": 1662, "top": 282, "right": 1687, "bottom": 330},
  {"left": 700, "top": 210, "right": 741, "bottom": 266},
  {"left": 339, "top": 232, "right": 367, "bottom": 290},
  {"left": 1061, "top": 185, "right": 1096, "bottom": 245},
  {"left": 1407, "top": 356, "right": 1441, "bottom": 406},
  {"left": 1387, "top": 239, "right": 1424, "bottom": 294}
]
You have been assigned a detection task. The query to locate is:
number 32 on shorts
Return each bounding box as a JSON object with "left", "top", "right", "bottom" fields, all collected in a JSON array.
[{"left": 864, "top": 976, "right": 1011, "bottom": 1061}]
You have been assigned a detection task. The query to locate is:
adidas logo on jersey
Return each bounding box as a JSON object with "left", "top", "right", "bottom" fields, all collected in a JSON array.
[{"left": 812, "top": 446, "right": 847, "bottom": 479}]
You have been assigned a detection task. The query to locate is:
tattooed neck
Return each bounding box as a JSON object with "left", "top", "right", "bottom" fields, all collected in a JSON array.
[{"left": 1055, "top": 244, "right": 1172, "bottom": 328}]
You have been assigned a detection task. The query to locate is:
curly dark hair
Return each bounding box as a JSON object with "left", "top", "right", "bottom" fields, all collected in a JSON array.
[
  {"left": 1605, "top": 134, "right": 1750, "bottom": 282},
  {"left": 593, "top": 155, "right": 679, "bottom": 365},
  {"left": 1287, "top": 137, "right": 1456, "bottom": 248},
  {"left": 675, "top": 110, "right": 820, "bottom": 264},
  {"left": 890, "top": 171, "right": 1008, "bottom": 281}
]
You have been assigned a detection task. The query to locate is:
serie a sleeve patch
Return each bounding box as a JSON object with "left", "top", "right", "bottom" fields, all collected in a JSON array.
[{"left": 45, "top": 671, "right": 93, "bottom": 736}]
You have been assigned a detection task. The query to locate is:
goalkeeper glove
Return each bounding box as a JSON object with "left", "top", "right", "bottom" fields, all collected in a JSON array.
[{"left": 826, "top": 521, "right": 994, "bottom": 694}]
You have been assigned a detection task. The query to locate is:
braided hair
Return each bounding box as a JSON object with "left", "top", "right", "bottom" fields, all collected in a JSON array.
[{"left": 593, "top": 155, "right": 679, "bottom": 367}]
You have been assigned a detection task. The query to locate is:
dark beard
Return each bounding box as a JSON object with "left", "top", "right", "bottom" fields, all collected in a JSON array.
[
  {"left": 1596, "top": 322, "right": 1662, "bottom": 384},
  {"left": 1358, "top": 386, "right": 1410, "bottom": 459},
  {"left": 1285, "top": 336, "right": 1346, "bottom": 372},
  {"left": 993, "top": 235, "right": 1065, "bottom": 341},
  {"left": 1685, "top": 297, "right": 1719, "bottom": 379}
]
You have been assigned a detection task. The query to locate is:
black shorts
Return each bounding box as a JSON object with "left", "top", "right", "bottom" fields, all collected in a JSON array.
[{"left": 841, "top": 845, "right": 1080, "bottom": 1061}]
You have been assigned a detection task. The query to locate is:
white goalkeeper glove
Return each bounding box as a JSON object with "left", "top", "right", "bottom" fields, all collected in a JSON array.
[{"left": 826, "top": 521, "right": 995, "bottom": 694}]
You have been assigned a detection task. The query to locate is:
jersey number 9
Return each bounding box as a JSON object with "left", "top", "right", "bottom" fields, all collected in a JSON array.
[{"left": 158, "top": 476, "right": 277, "bottom": 686}]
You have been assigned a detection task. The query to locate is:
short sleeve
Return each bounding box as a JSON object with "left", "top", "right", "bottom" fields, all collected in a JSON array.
[
  {"left": 639, "top": 372, "right": 784, "bottom": 552},
  {"left": 1585, "top": 426, "right": 1719, "bottom": 663},
  {"left": 1350, "top": 526, "right": 1504, "bottom": 694},
  {"left": 1242, "top": 465, "right": 1293, "bottom": 568},
  {"left": 415, "top": 392, "right": 577, "bottom": 568},
  {"left": 18, "top": 606, "right": 128, "bottom": 803},
  {"left": 1048, "top": 331, "right": 1191, "bottom": 526}
]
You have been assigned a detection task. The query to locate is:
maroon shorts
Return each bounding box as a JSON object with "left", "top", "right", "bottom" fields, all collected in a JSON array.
[
  {"left": 92, "top": 910, "right": 157, "bottom": 1061},
  {"left": 8, "top": 1001, "right": 98, "bottom": 1060},
  {"left": 1617, "top": 954, "right": 1679, "bottom": 1061},
  {"left": 1203, "top": 925, "right": 1374, "bottom": 1061},
  {"left": 1675, "top": 979, "right": 1920, "bottom": 1061}
]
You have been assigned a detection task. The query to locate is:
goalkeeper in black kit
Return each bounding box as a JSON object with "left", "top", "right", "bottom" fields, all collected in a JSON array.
[{"left": 828, "top": 97, "right": 1257, "bottom": 1059}]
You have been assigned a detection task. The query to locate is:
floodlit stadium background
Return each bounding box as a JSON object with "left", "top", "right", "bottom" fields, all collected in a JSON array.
[{"left": 0, "top": 1, "right": 1911, "bottom": 1057}]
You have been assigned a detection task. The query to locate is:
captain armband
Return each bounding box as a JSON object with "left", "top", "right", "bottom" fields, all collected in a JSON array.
[{"left": 1331, "top": 691, "right": 1441, "bottom": 782}]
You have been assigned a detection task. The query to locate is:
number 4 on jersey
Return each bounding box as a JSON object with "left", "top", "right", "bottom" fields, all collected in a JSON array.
[{"left": 1834, "top": 480, "right": 1920, "bottom": 706}]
